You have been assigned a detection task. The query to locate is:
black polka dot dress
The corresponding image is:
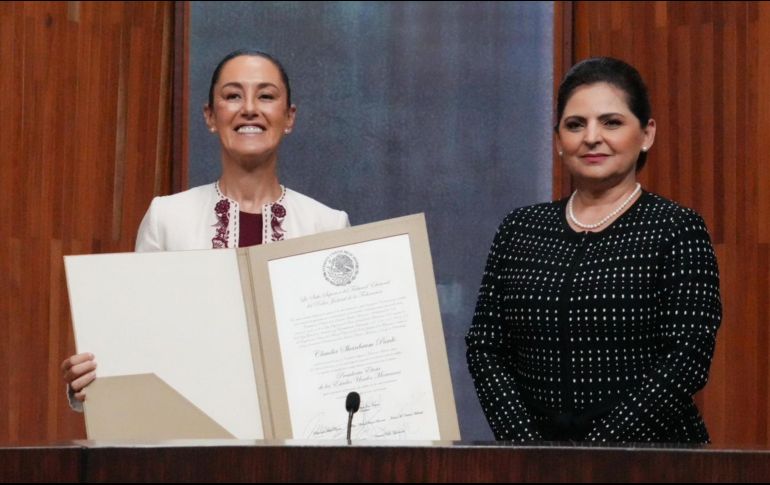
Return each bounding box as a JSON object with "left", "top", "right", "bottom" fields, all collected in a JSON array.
[{"left": 466, "top": 191, "right": 722, "bottom": 443}]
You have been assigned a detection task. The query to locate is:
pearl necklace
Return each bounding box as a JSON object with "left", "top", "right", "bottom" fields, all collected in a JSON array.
[{"left": 567, "top": 183, "right": 642, "bottom": 230}]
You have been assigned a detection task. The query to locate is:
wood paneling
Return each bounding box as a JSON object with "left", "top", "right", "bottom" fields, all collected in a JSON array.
[
  {"left": 3, "top": 442, "right": 770, "bottom": 482},
  {"left": 172, "top": 1, "right": 189, "bottom": 193},
  {"left": 0, "top": 445, "right": 82, "bottom": 482},
  {"left": 0, "top": 1, "right": 174, "bottom": 443},
  {"left": 80, "top": 442, "right": 770, "bottom": 482},
  {"left": 557, "top": 1, "right": 770, "bottom": 446}
]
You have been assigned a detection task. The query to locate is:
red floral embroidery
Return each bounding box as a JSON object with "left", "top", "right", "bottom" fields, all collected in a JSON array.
[
  {"left": 271, "top": 203, "right": 286, "bottom": 241},
  {"left": 272, "top": 203, "right": 286, "bottom": 219},
  {"left": 212, "top": 199, "right": 230, "bottom": 248}
]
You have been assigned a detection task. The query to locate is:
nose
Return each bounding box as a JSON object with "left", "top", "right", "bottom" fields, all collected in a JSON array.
[
  {"left": 242, "top": 94, "right": 257, "bottom": 117},
  {"left": 583, "top": 120, "right": 603, "bottom": 147}
]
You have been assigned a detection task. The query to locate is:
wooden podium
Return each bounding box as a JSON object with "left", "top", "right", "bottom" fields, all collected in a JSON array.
[{"left": 2, "top": 441, "right": 769, "bottom": 482}]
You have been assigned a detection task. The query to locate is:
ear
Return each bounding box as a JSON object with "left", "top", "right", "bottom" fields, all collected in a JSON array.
[
  {"left": 642, "top": 118, "right": 656, "bottom": 151},
  {"left": 203, "top": 103, "right": 216, "bottom": 133},
  {"left": 284, "top": 104, "right": 298, "bottom": 134}
]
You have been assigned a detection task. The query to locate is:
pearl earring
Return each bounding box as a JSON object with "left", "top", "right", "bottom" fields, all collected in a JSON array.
[
  {"left": 558, "top": 150, "right": 563, "bottom": 157},
  {"left": 641, "top": 146, "right": 648, "bottom": 152},
  {"left": 284, "top": 129, "right": 291, "bottom": 134}
]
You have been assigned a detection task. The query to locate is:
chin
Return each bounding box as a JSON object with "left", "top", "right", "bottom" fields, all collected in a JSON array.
[
  {"left": 573, "top": 168, "right": 615, "bottom": 180},
  {"left": 575, "top": 171, "right": 634, "bottom": 188}
]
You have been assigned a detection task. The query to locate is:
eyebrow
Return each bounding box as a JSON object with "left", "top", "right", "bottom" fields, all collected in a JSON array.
[
  {"left": 220, "top": 81, "right": 279, "bottom": 90},
  {"left": 564, "top": 112, "right": 626, "bottom": 120}
]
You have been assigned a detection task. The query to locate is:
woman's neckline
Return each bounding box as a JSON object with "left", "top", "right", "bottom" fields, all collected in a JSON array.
[{"left": 559, "top": 189, "right": 650, "bottom": 238}]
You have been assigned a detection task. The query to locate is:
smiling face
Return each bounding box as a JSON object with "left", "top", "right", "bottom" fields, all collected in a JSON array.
[
  {"left": 556, "top": 82, "right": 655, "bottom": 188},
  {"left": 204, "top": 55, "right": 296, "bottom": 169}
]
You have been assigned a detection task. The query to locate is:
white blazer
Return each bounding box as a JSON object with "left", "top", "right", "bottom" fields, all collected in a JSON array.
[{"left": 135, "top": 182, "right": 350, "bottom": 251}]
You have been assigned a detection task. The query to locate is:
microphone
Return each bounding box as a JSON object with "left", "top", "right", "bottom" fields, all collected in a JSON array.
[{"left": 345, "top": 391, "right": 360, "bottom": 442}]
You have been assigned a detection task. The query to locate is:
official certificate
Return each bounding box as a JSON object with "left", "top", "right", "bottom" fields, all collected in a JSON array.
[
  {"left": 66, "top": 214, "right": 460, "bottom": 441},
  {"left": 268, "top": 234, "right": 439, "bottom": 439}
]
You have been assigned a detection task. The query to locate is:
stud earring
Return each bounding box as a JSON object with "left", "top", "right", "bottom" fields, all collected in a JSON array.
[
  {"left": 558, "top": 150, "right": 563, "bottom": 157},
  {"left": 641, "top": 146, "right": 648, "bottom": 152}
]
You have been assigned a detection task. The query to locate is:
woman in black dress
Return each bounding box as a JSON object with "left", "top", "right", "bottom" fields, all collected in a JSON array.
[{"left": 466, "top": 57, "right": 721, "bottom": 443}]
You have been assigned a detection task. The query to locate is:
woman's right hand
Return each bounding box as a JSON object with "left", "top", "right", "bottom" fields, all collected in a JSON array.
[{"left": 61, "top": 353, "right": 97, "bottom": 402}]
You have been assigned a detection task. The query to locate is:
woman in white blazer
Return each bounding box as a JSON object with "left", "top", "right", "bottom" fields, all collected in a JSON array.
[{"left": 62, "top": 50, "right": 349, "bottom": 408}]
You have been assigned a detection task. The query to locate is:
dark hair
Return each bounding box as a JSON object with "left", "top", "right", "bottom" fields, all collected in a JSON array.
[
  {"left": 207, "top": 49, "right": 292, "bottom": 109},
  {"left": 555, "top": 57, "right": 652, "bottom": 170}
]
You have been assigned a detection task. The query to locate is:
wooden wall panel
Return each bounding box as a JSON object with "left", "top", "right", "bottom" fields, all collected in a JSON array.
[
  {"left": 558, "top": 1, "right": 770, "bottom": 446},
  {"left": 0, "top": 1, "right": 174, "bottom": 443},
  {"left": 172, "top": 1, "right": 188, "bottom": 193}
]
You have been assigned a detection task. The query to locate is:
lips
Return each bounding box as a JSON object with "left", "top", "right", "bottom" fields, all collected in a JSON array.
[
  {"left": 581, "top": 153, "right": 609, "bottom": 163},
  {"left": 235, "top": 124, "right": 265, "bottom": 134}
]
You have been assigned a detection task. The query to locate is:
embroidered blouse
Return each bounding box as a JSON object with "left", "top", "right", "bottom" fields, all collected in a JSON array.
[{"left": 135, "top": 182, "right": 350, "bottom": 252}]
